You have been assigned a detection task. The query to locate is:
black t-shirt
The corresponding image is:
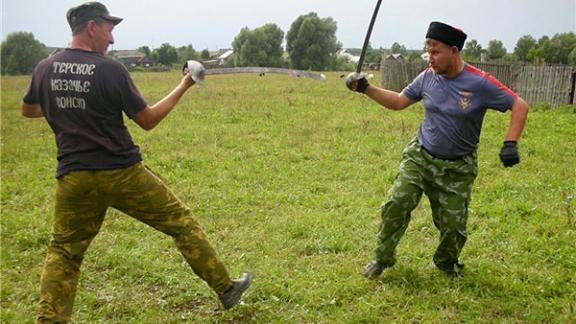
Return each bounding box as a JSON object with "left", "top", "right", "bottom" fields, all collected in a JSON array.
[{"left": 23, "top": 48, "right": 147, "bottom": 177}]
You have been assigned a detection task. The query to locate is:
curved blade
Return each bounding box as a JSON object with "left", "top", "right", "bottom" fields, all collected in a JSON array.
[
  {"left": 205, "top": 67, "right": 326, "bottom": 81},
  {"left": 357, "top": 0, "right": 383, "bottom": 73}
]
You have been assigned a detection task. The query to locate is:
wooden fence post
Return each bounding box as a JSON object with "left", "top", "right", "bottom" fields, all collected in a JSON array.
[{"left": 571, "top": 72, "right": 576, "bottom": 106}]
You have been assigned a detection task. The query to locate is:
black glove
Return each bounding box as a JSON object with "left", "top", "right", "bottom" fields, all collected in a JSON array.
[
  {"left": 499, "top": 141, "right": 520, "bottom": 167},
  {"left": 345, "top": 72, "right": 370, "bottom": 93}
]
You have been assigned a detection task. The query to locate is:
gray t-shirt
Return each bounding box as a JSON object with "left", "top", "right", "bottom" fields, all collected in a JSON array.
[
  {"left": 402, "top": 64, "right": 517, "bottom": 160},
  {"left": 23, "top": 48, "right": 147, "bottom": 177}
]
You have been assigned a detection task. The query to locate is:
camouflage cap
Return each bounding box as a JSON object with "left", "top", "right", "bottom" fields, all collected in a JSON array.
[{"left": 66, "top": 2, "right": 123, "bottom": 31}]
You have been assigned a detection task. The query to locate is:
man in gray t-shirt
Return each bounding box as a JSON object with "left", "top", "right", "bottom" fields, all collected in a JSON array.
[
  {"left": 346, "top": 21, "right": 528, "bottom": 277},
  {"left": 22, "top": 2, "right": 251, "bottom": 322}
]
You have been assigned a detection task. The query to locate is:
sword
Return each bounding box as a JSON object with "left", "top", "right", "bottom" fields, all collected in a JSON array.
[
  {"left": 356, "top": 0, "right": 383, "bottom": 73},
  {"left": 184, "top": 60, "right": 326, "bottom": 83},
  {"left": 205, "top": 67, "right": 326, "bottom": 81}
]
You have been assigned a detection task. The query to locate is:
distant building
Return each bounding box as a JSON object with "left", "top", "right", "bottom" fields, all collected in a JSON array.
[
  {"left": 109, "top": 50, "right": 152, "bottom": 67},
  {"left": 338, "top": 49, "right": 360, "bottom": 63},
  {"left": 203, "top": 49, "right": 234, "bottom": 67},
  {"left": 217, "top": 49, "right": 234, "bottom": 65},
  {"left": 385, "top": 53, "right": 405, "bottom": 61}
]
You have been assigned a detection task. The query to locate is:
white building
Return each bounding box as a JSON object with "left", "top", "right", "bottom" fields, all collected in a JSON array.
[
  {"left": 337, "top": 49, "right": 360, "bottom": 63},
  {"left": 217, "top": 50, "right": 234, "bottom": 65}
]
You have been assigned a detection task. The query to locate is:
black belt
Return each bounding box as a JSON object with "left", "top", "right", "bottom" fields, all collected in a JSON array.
[{"left": 421, "top": 145, "right": 464, "bottom": 161}]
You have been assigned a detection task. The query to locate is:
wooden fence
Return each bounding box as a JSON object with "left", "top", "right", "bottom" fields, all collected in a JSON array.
[{"left": 380, "top": 60, "right": 576, "bottom": 108}]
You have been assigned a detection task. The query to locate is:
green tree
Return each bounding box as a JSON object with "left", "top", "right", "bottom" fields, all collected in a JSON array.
[
  {"left": 138, "top": 46, "right": 151, "bottom": 58},
  {"left": 232, "top": 23, "right": 284, "bottom": 67},
  {"left": 462, "top": 39, "right": 482, "bottom": 61},
  {"left": 527, "top": 36, "right": 549, "bottom": 63},
  {"left": 502, "top": 53, "right": 519, "bottom": 63},
  {"left": 333, "top": 55, "right": 356, "bottom": 71},
  {"left": 177, "top": 44, "right": 198, "bottom": 62},
  {"left": 366, "top": 46, "right": 384, "bottom": 64},
  {"left": 526, "top": 47, "right": 544, "bottom": 63},
  {"left": 286, "top": 12, "right": 340, "bottom": 70},
  {"left": 568, "top": 47, "right": 576, "bottom": 65},
  {"left": 407, "top": 51, "right": 423, "bottom": 62},
  {"left": 201, "top": 49, "right": 211, "bottom": 60},
  {"left": 358, "top": 43, "right": 382, "bottom": 64},
  {"left": 544, "top": 32, "right": 576, "bottom": 64},
  {"left": 514, "top": 35, "right": 536, "bottom": 62},
  {"left": 487, "top": 39, "right": 507, "bottom": 61},
  {"left": 152, "top": 43, "right": 178, "bottom": 66},
  {"left": 390, "top": 42, "right": 407, "bottom": 55},
  {"left": 1, "top": 32, "right": 47, "bottom": 75}
]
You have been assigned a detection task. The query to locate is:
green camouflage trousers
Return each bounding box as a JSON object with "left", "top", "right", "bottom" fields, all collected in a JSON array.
[
  {"left": 375, "top": 138, "right": 478, "bottom": 272},
  {"left": 37, "top": 162, "right": 233, "bottom": 323}
]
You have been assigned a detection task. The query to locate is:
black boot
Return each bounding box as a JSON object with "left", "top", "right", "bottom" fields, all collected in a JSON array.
[
  {"left": 219, "top": 272, "right": 252, "bottom": 309},
  {"left": 363, "top": 260, "right": 388, "bottom": 278}
]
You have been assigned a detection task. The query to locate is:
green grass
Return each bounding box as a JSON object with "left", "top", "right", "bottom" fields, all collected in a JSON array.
[{"left": 1, "top": 71, "right": 575, "bottom": 323}]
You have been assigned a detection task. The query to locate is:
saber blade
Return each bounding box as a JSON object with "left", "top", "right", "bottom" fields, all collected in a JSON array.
[
  {"left": 356, "top": 0, "right": 383, "bottom": 73},
  {"left": 205, "top": 67, "right": 326, "bottom": 81}
]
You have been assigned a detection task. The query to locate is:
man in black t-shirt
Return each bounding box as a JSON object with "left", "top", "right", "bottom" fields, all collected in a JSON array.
[
  {"left": 25, "top": 47, "right": 145, "bottom": 177},
  {"left": 22, "top": 3, "right": 251, "bottom": 322}
]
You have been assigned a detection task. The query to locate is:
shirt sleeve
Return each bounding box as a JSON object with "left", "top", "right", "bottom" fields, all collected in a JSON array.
[
  {"left": 22, "top": 66, "right": 42, "bottom": 104},
  {"left": 401, "top": 69, "right": 427, "bottom": 101},
  {"left": 119, "top": 71, "right": 147, "bottom": 118},
  {"left": 481, "top": 74, "right": 518, "bottom": 112},
  {"left": 104, "top": 62, "right": 147, "bottom": 118}
]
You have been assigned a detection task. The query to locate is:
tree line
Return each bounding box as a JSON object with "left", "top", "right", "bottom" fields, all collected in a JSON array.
[
  {"left": 462, "top": 33, "right": 576, "bottom": 64},
  {"left": 2, "top": 12, "right": 576, "bottom": 75},
  {"left": 138, "top": 13, "right": 350, "bottom": 71}
]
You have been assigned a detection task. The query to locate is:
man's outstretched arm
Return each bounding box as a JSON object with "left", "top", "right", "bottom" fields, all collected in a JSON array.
[
  {"left": 364, "top": 86, "right": 416, "bottom": 111},
  {"left": 133, "top": 73, "right": 194, "bottom": 131},
  {"left": 345, "top": 73, "right": 415, "bottom": 111}
]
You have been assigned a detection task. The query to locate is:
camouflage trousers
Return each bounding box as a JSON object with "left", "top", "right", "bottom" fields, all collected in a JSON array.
[
  {"left": 375, "top": 138, "right": 478, "bottom": 272},
  {"left": 37, "top": 162, "right": 233, "bottom": 323}
]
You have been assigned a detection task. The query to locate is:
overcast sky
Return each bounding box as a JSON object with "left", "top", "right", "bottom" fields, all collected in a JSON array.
[{"left": 2, "top": 0, "right": 575, "bottom": 52}]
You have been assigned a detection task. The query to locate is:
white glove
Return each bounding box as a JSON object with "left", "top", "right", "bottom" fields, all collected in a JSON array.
[{"left": 183, "top": 60, "right": 205, "bottom": 84}]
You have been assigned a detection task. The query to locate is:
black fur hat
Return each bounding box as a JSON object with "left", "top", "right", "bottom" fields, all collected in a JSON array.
[{"left": 426, "top": 22, "right": 467, "bottom": 51}]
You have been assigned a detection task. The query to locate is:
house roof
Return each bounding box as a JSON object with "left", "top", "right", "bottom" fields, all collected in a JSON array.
[
  {"left": 385, "top": 53, "right": 404, "bottom": 60},
  {"left": 110, "top": 50, "right": 146, "bottom": 58},
  {"left": 218, "top": 50, "right": 234, "bottom": 60}
]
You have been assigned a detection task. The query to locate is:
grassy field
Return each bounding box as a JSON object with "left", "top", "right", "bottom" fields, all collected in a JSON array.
[{"left": 1, "top": 71, "right": 575, "bottom": 323}]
